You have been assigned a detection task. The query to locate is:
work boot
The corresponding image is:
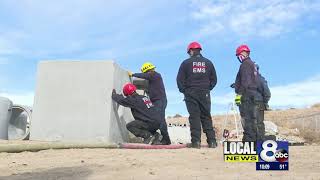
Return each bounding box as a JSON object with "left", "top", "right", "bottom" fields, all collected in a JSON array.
[
  {"left": 151, "top": 132, "right": 162, "bottom": 145},
  {"left": 187, "top": 142, "right": 201, "bottom": 149},
  {"left": 160, "top": 138, "right": 171, "bottom": 145},
  {"left": 143, "top": 133, "right": 156, "bottom": 145},
  {"left": 208, "top": 141, "right": 218, "bottom": 148},
  {"left": 158, "top": 135, "right": 171, "bottom": 145}
]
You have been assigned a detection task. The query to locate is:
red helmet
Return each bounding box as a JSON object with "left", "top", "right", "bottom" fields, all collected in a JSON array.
[
  {"left": 187, "top": 41, "right": 202, "bottom": 53},
  {"left": 236, "top": 44, "right": 250, "bottom": 56},
  {"left": 123, "top": 83, "right": 137, "bottom": 96}
]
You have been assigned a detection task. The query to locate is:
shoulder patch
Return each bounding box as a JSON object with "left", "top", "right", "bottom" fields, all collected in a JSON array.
[{"left": 142, "top": 97, "right": 154, "bottom": 109}]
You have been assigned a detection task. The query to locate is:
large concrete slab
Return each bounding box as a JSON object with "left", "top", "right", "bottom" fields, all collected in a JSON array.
[
  {"left": 31, "top": 60, "right": 134, "bottom": 143},
  {"left": 0, "top": 97, "right": 13, "bottom": 140}
]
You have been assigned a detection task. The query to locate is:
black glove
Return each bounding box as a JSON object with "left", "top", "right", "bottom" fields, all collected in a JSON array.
[
  {"left": 112, "top": 89, "right": 116, "bottom": 96},
  {"left": 230, "top": 83, "right": 236, "bottom": 88}
]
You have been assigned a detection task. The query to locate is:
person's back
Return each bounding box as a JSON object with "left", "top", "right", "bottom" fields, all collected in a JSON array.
[
  {"left": 177, "top": 52, "right": 217, "bottom": 92},
  {"left": 254, "top": 62, "right": 271, "bottom": 109},
  {"left": 133, "top": 71, "right": 166, "bottom": 102},
  {"left": 176, "top": 42, "right": 218, "bottom": 149},
  {"left": 258, "top": 74, "right": 271, "bottom": 108},
  {"left": 112, "top": 93, "right": 160, "bottom": 123}
]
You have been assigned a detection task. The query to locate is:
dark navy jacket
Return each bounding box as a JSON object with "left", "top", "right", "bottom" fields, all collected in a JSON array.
[
  {"left": 112, "top": 92, "right": 161, "bottom": 124},
  {"left": 176, "top": 53, "right": 217, "bottom": 93},
  {"left": 234, "top": 57, "right": 262, "bottom": 100},
  {"left": 132, "top": 72, "right": 167, "bottom": 102},
  {"left": 258, "top": 74, "right": 271, "bottom": 104}
]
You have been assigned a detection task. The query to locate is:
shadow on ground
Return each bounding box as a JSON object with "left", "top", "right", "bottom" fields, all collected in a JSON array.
[{"left": 0, "top": 166, "right": 92, "bottom": 180}]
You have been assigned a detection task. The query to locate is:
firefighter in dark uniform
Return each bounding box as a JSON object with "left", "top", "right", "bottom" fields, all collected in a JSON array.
[
  {"left": 255, "top": 63, "right": 271, "bottom": 140},
  {"left": 255, "top": 63, "right": 271, "bottom": 112},
  {"left": 232, "top": 62, "right": 271, "bottom": 133},
  {"left": 177, "top": 42, "right": 218, "bottom": 148},
  {"left": 233, "top": 45, "right": 265, "bottom": 141},
  {"left": 112, "top": 83, "right": 161, "bottom": 144},
  {"left": 129, "top": 62, "right": 171, "bottom": 145}
]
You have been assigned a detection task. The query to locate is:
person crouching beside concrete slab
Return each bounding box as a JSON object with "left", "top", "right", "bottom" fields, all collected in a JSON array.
[{"left": 112, "top": 83, "right": 161, "bottom": 144}]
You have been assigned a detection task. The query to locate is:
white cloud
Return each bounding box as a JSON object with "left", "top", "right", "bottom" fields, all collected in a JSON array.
[
  {"left": 214, "top": 74, "right": 320, "bottom": 108},
  {"left": 190, "top": 0, "right": 320, "bottom": 38},
  {"left": 0, "top": 0, "right": 185, "bottom": 58},
  {"left": 269, "top": 75, "right": 320, "bottom": 108},
  {"left": 166, "top": 74, "right": 320, "bottom": 115},
  {"left": 215, "top": 75, "right": 320, "bottom": 107},
  {"left": 0, "top": 92, "right": 34, "bottom": 107}
]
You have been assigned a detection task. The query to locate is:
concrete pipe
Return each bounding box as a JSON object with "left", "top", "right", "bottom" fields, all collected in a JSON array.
[
  {"left": 8, "top": 105, "right": 32, "bottom": 140},
  {"left": 0, "top": 97, "right": 13, "bottom": 140}
]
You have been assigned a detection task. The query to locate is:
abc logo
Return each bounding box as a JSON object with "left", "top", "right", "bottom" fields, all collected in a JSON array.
[
  {"left": 275, "top": 149, "right": 289, "bottom": 162},
  {"left": 260, "top": 140, "right": 289, "bottom": 162}
]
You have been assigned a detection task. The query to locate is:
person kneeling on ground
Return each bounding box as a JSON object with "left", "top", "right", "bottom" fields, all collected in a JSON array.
[{"left": 112, "top": 83, "right": 161, "bottom": 144}]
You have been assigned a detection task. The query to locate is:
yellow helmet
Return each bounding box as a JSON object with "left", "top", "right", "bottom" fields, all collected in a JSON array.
[{"left": 141, "top": 62, "right": 156, "bottom": 73}]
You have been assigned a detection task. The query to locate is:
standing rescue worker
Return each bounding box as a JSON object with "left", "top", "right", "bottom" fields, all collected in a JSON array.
[
  {"left": 233, "top": 45, "right": 265, "bottom": 141},
  {"left": 112, "top": 83, "right": 161, "bottom": 144},
  {"left": 176, "top": 42, "right": 217, "bottom": 148},
  {"left": 232, "top": 62, "right": 271, "bottom": 131},
  {"left": 128, "top": 63, "right": 171, "bottom": 145},
  {"left": 255, "top": 63, "right": 271, "bottom": 112},
  {"left": 255, "top": 63, "right": 271, "bottom": 139}
]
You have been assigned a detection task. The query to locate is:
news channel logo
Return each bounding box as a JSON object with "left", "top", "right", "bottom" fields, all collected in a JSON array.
[
  {"left": 256, "top": 140, "right": 289, "bottom": 171},
  {"left": 223, "top": 141, "right": 258, "bottom": 162}
]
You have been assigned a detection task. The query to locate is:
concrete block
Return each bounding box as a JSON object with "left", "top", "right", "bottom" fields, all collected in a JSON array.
[
  {"left": 0, "top": 97, "right": 13, "bottom": 140},
  {"left": 168, "top": 126, "right": 191, "bottom": 144},
  {"left": 31, "top": 60, "right": 134, "bottom": 143}
]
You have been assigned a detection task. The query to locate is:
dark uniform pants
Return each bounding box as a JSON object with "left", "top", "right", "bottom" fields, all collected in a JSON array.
[
  {"left": 241, "top": 96, "right": 265, "bottom": 141},
  {"left": 184, "top": 89, "right": 216, "bottom": 143},
  {"left": 126, "top": 120, "right": 160, "bottom": 139},
  {"left": 153, "top": 98, "right": 171, "bottom": 142}
]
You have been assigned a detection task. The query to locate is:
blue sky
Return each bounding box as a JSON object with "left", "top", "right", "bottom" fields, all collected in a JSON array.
[{"left": 0, "top": 0, "right": 320, "bottom": 115}]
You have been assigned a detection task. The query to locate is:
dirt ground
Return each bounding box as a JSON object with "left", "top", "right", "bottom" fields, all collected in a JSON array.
[{"left": 0, "top": 145, "right": 319, "bottom": 180}]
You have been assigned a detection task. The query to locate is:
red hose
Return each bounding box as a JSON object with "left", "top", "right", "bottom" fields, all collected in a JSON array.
[{"left": 120, "top": 143, "right": 187, "bottom": 149}]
